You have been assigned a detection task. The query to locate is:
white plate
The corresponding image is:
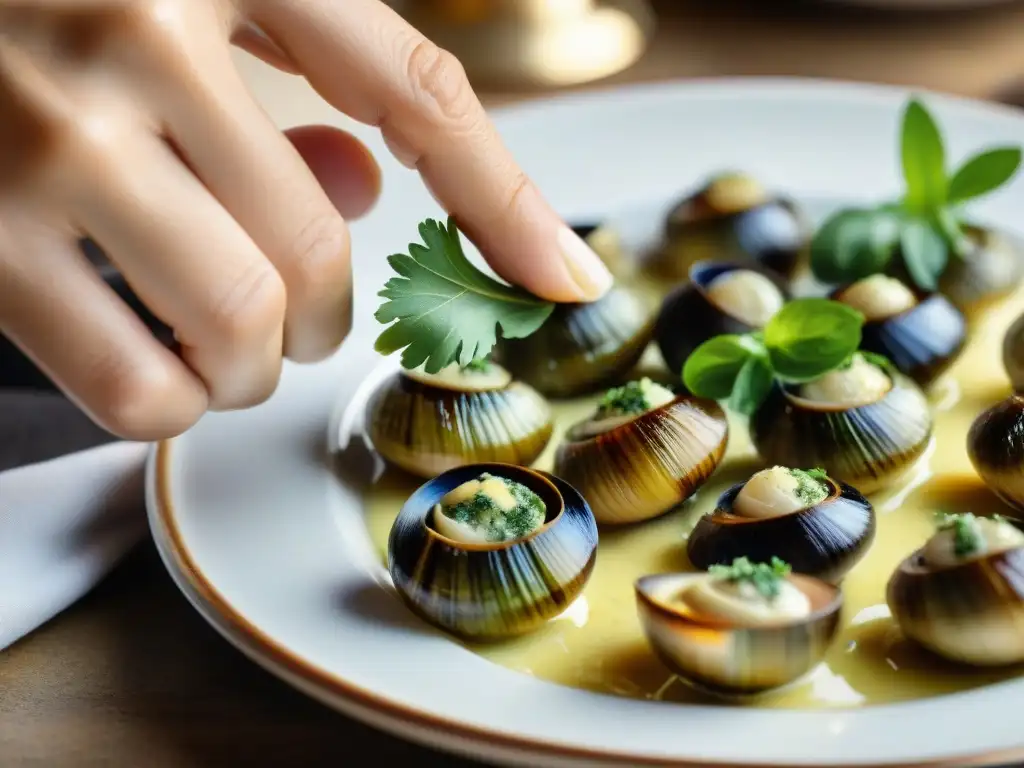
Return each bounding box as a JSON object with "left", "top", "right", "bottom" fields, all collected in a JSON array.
[{"left": 147, "top": 78, "right": 1024, "bottom": 768}]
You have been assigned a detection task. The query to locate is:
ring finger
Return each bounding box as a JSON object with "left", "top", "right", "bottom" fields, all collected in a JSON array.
[{"left": 0, "top": 215, "right": 208, "bottom": 439}]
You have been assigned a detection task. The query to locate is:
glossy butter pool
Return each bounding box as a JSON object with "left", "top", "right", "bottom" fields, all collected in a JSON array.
[{"left": 363, "top": 278, "right": 1024, "bottom": 710}]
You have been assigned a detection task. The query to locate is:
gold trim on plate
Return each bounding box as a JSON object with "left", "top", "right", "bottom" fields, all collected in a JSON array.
[{"left": 153, "top": 438, "right": 1024, "bottom": 768}]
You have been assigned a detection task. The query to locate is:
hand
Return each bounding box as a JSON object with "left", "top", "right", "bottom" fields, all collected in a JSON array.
[{"left": 0, "top": 0, "right": 613, "bottom": 441}]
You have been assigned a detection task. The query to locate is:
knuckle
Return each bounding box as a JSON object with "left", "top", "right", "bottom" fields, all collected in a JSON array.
[
  {"left": 283, "top": 211, "right": 350, "bottom": 304},
  {"left": 502, "top": 170, "right": 532, "bottom": 219},
  {"left": 208, "top": 260, "right": 287, "bottom": 347},
  {"left": 405, "top": 39, "right": 476, "bottom": 127},
  {"left": 93, "top": 353, "right": 202, "bottom": 440}
]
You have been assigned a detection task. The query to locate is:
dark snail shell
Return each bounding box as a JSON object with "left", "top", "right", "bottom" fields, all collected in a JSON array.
[
  {"left": 833, "top": 286, "right": 967, "bottom": 389},
  {"left": 646, "top": 173, "right": 810, "bottom": 283},
  {"left": 635, "top": 572, "right": 842, "bottom": 695},
  {"left": 494, "top": 284, "right": 656, "bottom": 398},
  {"left": 388, "top": 463, "right": 599, "bottom": 641},
  {"left": 655, "top": 261, "right": 790, "bottom": 376},
  {"left": 553, "top": 394, "right": 728, "bottom": 524},
  {"left": 889, "top": 225, "right": 1024, "bottom": 318},
  {"left": 366, "top": 370, "right": 553, "bottom": 479},
  {"left": 686, "top": 477, "right": 875, "bottom": 584},
  {"left": 749, "top": 371, "right": 933, "bottom": 494},
  {"left": 967, "top": 395, "right": 1024, "bottom": 513},
  {"left": 886, "top": 543, "right": 1024, "bottom": 666}
]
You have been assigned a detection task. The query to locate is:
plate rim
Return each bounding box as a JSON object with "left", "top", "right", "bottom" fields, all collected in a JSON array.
[
  {"left": 147, "top": 76, "right": 1024, "bottom": 768},
  {"left": 149, "top": 438, "right": 1024, "bottom": 768}
]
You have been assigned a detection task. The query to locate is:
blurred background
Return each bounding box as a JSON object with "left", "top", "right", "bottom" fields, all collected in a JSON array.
[{"left": 387, "top": 0, "right": 1024, "bottom": 107}]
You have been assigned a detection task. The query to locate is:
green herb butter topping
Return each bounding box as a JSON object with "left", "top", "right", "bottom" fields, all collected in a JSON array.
[
  {"left": 461, "top": 357, "right": 492, "bottom": 373},
  {"left": 789, "top": 467, "right": 829, "bottom": 506},
  {"left": 595, "top": 378, "right": 675, "bottom": 419},
  {"left": 435, "top": 473, "right": 546, "bottom": 544},
  {"left": 923, "top": 511, "right": 1024, "bottom": 568},
  {"left": 935, "top": 511, "right": 987, "bottom": 558},
  {"left": 708, "top": 556, "right": 792, "bottom": 601}
]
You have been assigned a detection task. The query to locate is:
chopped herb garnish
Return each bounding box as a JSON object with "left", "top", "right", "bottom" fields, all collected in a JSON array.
[
  {"left": 597, "top": 380, "right": 650, "bottom": 417},
  {"left": 810, "top": 97, "right": 1022, "bottom": 291},
  {"left": 374, "top": 217, "right": 555, "bottom": 373},
  {"left": 595, "top": 378, "right": 672, "bottom": 418},
  {"left": 788, "top": 468, "right": 829, "bottom": 505},
  {"left": 934, "top": 511, "right": 983, "bottom": 558},
  {"left": 708, "top": 556, "right": 792, "bottom": 600},
  {"left": 682, "top": 298, "right": 865, "bottom": 416},
  {"left": 461, "top": 357, "right": 492, "bottom": 373},
  {"left": 441, "top": 475, "right": 545, "bottom": 542},
  {"left": 857, "top": 350, "right": 895, "bottom": 373}
]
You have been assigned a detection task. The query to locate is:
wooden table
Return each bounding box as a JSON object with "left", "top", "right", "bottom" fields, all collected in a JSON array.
[{"left": 5, "top": 1, "right": 1024, "bottom": 765}]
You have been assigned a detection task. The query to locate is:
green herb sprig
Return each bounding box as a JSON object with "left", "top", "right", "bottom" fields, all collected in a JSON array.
[
  {"left": 810, "top": 98, "right": 1022, "bottom": 291},
  {"left": 682, "top": 298, "right": 866, "bottom": 415},
  {"left": 708, "top": 556, "right": 792, "bottom": 600},
  {"left": 596, "top": 379, "right": 651, "bottom": 417},
  {"left": 374, "top": 218, "right": 555, "bottom": 373},
  {"left": 934, "top": 511, "right": 984, "bottom": 558}
]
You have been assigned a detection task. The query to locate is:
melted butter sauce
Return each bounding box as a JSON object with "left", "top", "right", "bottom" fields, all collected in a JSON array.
[{"left": 363, "top": 283, "right": 1024, "bottom": 709}]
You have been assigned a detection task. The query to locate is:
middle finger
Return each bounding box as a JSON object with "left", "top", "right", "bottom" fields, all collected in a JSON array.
[
  {"left": 73, "top": 130, "right": 287, "bottom": 411},
  {"left": 140, "top": 32, "right": 362, "bottom": 364}
]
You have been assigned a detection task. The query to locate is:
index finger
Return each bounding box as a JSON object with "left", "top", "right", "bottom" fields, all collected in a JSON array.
[{"left": 244, "top": 0, "right": 613, "bottom": 303}]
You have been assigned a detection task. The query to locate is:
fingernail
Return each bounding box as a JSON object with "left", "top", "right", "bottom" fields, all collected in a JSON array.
[{"left": 557, "top": 226, "right": 614, "bottom": 301}]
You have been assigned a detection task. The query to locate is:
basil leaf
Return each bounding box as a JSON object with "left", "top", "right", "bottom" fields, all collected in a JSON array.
[
  {"left": 809, "top": 208, "right": 903, "bottom": 284},
  {"left": 728, "top": 355, "right": 775, "bottom": 416},
  {"left": 764, "top": 298, "right": 865, "bottom": 382},
  {"left": 899, "top": 218, "right": 949, "bottom": 291},
  {"left": 932, "top": 207, "right": 970, "bottom": 258},
  {"left": 682, "top": 335, "right": 757, "bottom": 400},
  {"left": 901, "top": 99, "right": 947, "bottom": 212},
  {"left": 947, "top": 147, "right": 1022, "bottom": 204}
]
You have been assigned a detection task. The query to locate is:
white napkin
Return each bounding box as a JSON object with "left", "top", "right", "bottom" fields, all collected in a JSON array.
[{"left": 0, "top": 394, "right": 148, "bottom": 652}]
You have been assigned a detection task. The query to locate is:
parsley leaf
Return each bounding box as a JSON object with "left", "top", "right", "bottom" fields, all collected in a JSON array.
[{"left": 374, "top": 217, "right": 555, "bottom": 373}]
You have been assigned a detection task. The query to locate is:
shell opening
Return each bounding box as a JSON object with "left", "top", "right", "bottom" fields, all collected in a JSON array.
[
  {"left": 404, "top": 359, "right": 512, "bottom": 392},
  {"left": 705, "top": 269, "right": 785, "bottom": 327},
  {"left": 837, "top": 275, "right": 918, "bottom": 322},
  {"left": 921, "top": 513, "right": 1024, "bottom": 568},
  {"left": 431, "top": 472, "right": 547, "bottom": 545},
  {"left": 798, "top": 354, "right": 892, "bottom": 408},
  {"left": 573, "top": 378, "right": 675, "bottom": 439},
  {"left": 704, "top": 173, "right": 770, "bottom": 215},
  {"left": 732, "top": 466, "right": 829, "bottom": 519}
]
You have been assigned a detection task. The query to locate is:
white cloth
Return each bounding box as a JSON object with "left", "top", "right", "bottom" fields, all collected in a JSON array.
[{"left": 0, "top": 440, "right": 148, "bottom": 651}]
